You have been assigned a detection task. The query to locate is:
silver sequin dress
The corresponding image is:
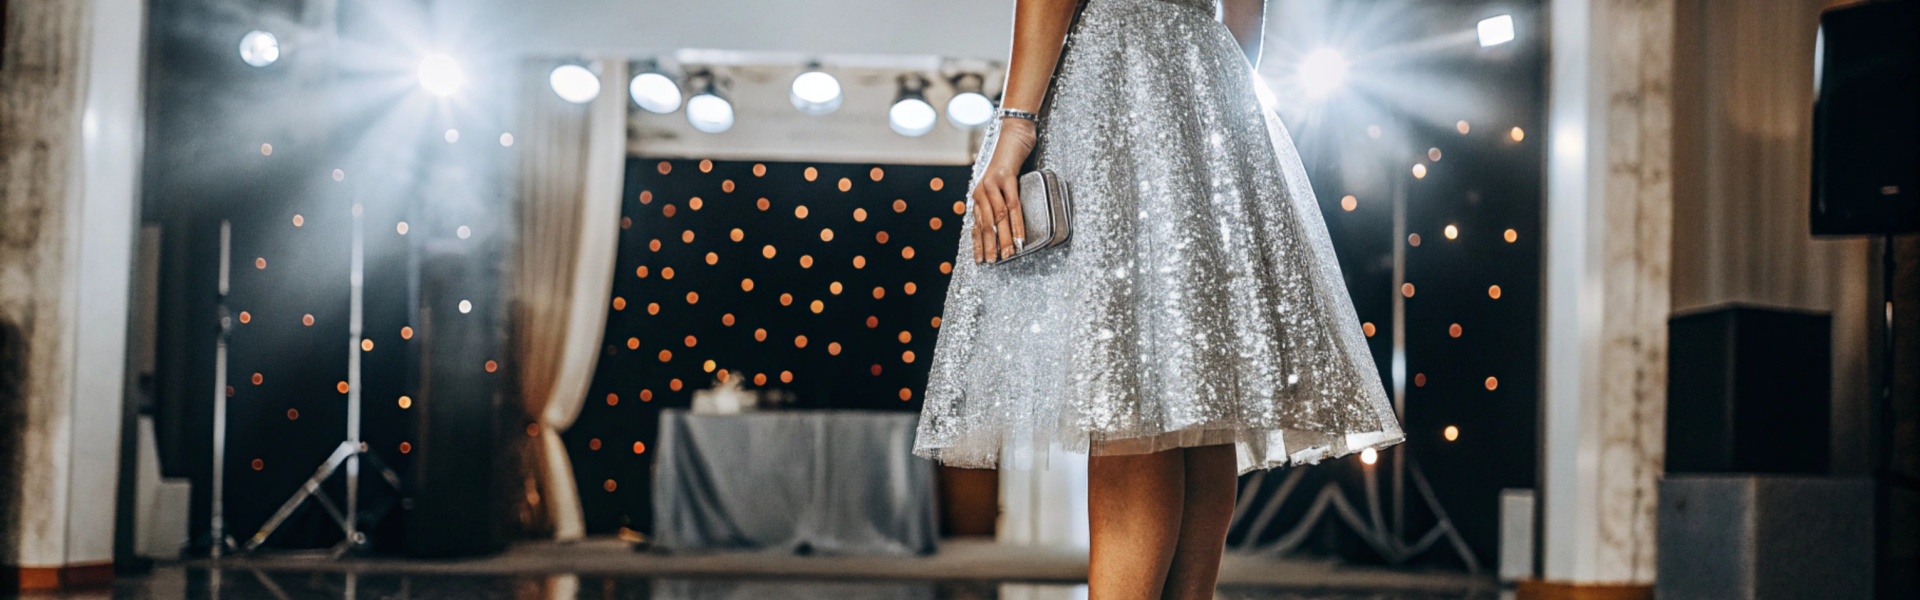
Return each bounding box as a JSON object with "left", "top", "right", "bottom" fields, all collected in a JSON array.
[{"left": 915, "top": 0, "right": 1404, "bottom": 474}]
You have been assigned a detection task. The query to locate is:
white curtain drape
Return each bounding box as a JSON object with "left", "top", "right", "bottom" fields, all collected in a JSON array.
[
  {"left": 510, "top": 58, "right": 628, "bottom": 541},
  {"left": 998, "top": 446, "right": 1090, "bottom": 547},
  {"left": 1669, "top": 0, "right": 1870, "bottom": 472},
  {"left": 998, "top": 446, "right": 1089, "bottom": 600}
]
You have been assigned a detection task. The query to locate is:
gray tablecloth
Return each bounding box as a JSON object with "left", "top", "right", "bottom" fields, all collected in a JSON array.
[{"left": 652, "top": 409, "right": 939, "bottom": 555}]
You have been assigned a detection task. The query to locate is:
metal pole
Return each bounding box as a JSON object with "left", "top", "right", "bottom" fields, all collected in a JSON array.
[
  {"left": 210, "top": 220, "right": 232, "bottom": 558},
  {"left": 346, "top": 202, "right": 365, "bottom": 548},
  {"left": 1389, "top": 152, "right": 1409, "bottom": 540}
]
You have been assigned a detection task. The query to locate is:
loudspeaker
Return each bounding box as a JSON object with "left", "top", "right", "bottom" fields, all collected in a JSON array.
[
  {"left": 1811, "top": 0, "right": 1920, "bottom": 236},
  {"left": 1657, "top": 476, "right": 1874, "bottom": 600},
  {"left": 1666, "top": 305, "right": 1831, "bottom": 474},
  {"left": 402, "top": 248, "right": 508, "bottom": 557}
]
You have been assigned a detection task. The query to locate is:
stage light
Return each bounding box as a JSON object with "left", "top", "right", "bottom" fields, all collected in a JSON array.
[
  {"left": 418, "top": 53, "right": 465, "bottom": 96},
  {"left": 549, "top": 64, "right": 601, "bottom": 104},
  {"left": 790, "top": 67, "right": 843, "bottom": 115},
  {"left": 946, "top": 91, "right": 993, "bottom": 129},
  {"left": 686, "top": 71, "right": 734, "bottom": 134},
  {"left": 239, "top": 31, "right": 280, "bottom": 67},
  {"left": 629, "top": 71, "right": 682, "bottom": 114},
  {"left": 1298, "top": 48, "right": 1349, "bottom": 98},
  {"left": 1478, "top": 15, "right": 1516, "bottom": 47},
  {"left": 945, "top": 73, "right": 993, "bottom": 129},
  {"left": 890, "top": 74, "right": 937, "bottom": 137},
  {"left": 1360, "top": 448, "right": 1378, "bottom": 465}
]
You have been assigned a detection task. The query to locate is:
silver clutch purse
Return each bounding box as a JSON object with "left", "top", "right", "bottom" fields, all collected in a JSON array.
[{"left": 996, "top": 169, "right": 1073, "bottom": 263}]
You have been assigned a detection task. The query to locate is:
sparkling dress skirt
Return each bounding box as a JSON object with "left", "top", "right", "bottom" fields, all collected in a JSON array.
[{"left": 915, "top": 0, "right": 1404, "bottom": 474}]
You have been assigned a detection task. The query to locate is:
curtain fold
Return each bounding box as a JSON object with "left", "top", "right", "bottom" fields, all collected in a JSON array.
[
  {"left": 997, "top": 445, "right": 1089, "bottom": 549},
  {"left": 510, "top": 58, "right": 628, "bottom": 541}
]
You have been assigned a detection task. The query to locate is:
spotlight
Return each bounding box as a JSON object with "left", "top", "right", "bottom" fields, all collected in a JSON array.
[
  {"left": 629, "top": 69, "right": 682, "bottom": 114},
  {"left": 1478, "top": 15, "right": 1516, "bottom": 47},
  {"left": 549, "top": 64, "right": 601, "bottom": 104},
  {"left": 1298, "top": 48, "right": 1348, "bottom": 98},
  {"left": 945, "top": 73, "right": 994, "bottom": 129},
  {"left": 239, "top": 30, "right": 280, "bottom": 67},
  {"left": 686, "top": 71, "right": 734, "bottom": 134},
  {"left": 790, "top": 66, "right": 843, "bottom": 115},
  {"left": 889, "top": 74, "right": 937, "bottom": 137},
  {"left": 418, "top": 53, "right": 465, "bottom": 97}
]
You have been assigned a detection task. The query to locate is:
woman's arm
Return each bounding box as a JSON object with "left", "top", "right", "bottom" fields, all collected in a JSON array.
[
  {"left": 973, "top": 0, "right": 1077, "bottom": 263},
  {"left": 1221, "top": 0, "right": 1266, "bottom": 69}
]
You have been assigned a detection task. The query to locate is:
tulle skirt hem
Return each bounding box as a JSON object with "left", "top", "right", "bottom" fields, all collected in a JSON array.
[{"left": 915, "top": 424, "right": 1404, "bottom": 475}]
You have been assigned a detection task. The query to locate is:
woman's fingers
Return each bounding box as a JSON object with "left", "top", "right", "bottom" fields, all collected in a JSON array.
[
  {"left": 981, "top": 183, "right": 1009, "bottom": 262},
  {"left": 1000, "top": 177, "right": 1026, "bottom": 257},
  {"left": 971, "top": 217, "right": 985, "bottom": 263},
  {"left": 971, "top": 186, "right": 996, "bottom": 263}
]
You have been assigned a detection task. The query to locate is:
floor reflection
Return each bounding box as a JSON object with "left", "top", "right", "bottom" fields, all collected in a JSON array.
[{"left": 27, "top": 567, "right": 1500, "bottom": 600}]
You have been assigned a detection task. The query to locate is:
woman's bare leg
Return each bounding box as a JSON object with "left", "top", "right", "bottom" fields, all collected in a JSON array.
[
  {"left": 1160, "top": 444, "right": 1238, "bottom": 600},
  {"left": 1088, "top": 447, "right": 1186, "bottom": 600}
]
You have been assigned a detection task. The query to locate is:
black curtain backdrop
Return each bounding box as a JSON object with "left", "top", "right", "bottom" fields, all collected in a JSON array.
[{"left": 570, "top": 158, "right": 972, "bottom": 533}]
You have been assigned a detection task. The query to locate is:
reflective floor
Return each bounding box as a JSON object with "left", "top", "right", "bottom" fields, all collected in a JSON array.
[{"left": 17, "top": 567, "right": 1505, "bottom": 600}]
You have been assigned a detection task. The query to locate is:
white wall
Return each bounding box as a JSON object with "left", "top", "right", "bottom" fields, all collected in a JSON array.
[{"left": 62, "top": 0, "right": 147, "bottom": 567}]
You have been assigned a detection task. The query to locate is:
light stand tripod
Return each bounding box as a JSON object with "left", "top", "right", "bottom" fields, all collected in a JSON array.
[
  {"left": 1228, "top": 157, "right": 1479, "bottom": 571},
  {"left": 210, "top": 220, "right": 234, "bottom": 558},
  {"left": 209, "top": 206, "right": 402, "bottom": 558}
]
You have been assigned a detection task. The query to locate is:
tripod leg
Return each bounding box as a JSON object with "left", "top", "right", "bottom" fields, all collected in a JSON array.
[
  {"left": 242, "top": 442, "right": 356, "bottom": 552},
  {"left": 309, "top": 486, "right": 351, "bottom": 532},
  {"left": 357, "top": 449, "right": 404, "bottom": 490}
]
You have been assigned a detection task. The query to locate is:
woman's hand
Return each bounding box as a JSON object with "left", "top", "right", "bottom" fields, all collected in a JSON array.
[{"left": 972, "top": 118, "right": 1036, "bottom": 263}]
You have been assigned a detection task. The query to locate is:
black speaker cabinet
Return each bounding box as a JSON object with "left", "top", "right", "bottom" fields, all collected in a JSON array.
[
  {"left": 1667, "top": 305, "right": 1831, "bottom": 474},
  {"left": 1811, "top": 0, "right": 1920, "bottom": 236},
  {"left": 403, "top": 248, "right": 508, "bottom": 557}
]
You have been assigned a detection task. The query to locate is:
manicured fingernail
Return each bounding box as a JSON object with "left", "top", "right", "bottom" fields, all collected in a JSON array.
[{"left": 1000, "top": 248, "right": 1012, "bottom": 259}]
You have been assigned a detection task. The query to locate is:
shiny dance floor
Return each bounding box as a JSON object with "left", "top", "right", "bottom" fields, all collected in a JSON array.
[{"left": 30, "top": 569, "right": 1504, "bottom": 600}]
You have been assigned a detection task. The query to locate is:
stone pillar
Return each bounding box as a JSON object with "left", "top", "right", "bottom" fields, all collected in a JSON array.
[
  {"left": 1529, "top": 0, "right": 1674, "bottom": 595},
  {"left": 0, "top": 0, "right": 146, "bottom": 591}
]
